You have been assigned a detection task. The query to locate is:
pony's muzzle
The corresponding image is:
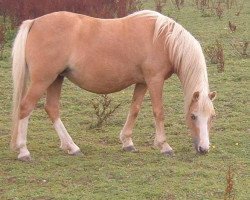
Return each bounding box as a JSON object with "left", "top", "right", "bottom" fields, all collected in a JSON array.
[
  {"left": 193, "top": 138, "right": 209, "bottom": 154},
  {"left": 198, "top": 146, "right": 209, "bottom": 154}
]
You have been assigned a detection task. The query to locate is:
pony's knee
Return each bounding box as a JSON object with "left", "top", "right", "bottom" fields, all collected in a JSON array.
[{"left": 45, "top": 104, "right": 59, "bottom": 122}]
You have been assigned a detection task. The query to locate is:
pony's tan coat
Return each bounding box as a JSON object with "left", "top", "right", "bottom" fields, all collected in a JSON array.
[{"left": 11, "top": 10, "right": 216, "bottom": 160}]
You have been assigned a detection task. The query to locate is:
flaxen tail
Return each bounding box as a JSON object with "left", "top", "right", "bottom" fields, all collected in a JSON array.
[{"left": 11, "top": 19, "right": 34, "bottom": 150}]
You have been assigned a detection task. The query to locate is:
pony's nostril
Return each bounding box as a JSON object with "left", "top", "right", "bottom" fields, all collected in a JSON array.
[{"left": 198, "top": 146, "right": 208, "bottom": 154}]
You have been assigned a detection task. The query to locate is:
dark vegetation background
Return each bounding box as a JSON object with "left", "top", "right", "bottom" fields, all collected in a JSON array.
[{"left": 0, "top": 0, "right": 134, "bottom": 25}]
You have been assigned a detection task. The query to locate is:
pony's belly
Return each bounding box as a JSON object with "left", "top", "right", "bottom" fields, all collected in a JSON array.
[{"left": 66, "top": 70, "right": 137, "bottom": 94}]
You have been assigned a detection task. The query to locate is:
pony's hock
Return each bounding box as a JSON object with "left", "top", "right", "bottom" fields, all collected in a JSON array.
[{"left": 11, "top": 10, "right": 216, "bottom": 161}]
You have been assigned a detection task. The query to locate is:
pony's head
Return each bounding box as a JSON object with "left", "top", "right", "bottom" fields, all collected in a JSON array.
[{"left": 186, "top": 91, "right": 216, "bottom": 154}]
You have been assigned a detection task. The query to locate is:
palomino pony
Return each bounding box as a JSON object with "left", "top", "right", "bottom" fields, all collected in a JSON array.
[{"left": 11, "top": 10, "right": 216, "bottom": 161}]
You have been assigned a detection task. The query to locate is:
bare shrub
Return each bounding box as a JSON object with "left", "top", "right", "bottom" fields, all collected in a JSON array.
[
  {"left": 205, "top": 40, "right": 225, "bottom": 72},
  {"left": 194, "top": 0, "right": 245, "bottom": 18},
  {"left": 215, "top": 2, "right": 224, "bottom": 19},
  {"left": 231, "top": 39, "right": 249, "bottom": 57},
  {"left": 194, "top": 0, "right": 215, "bottom": 17},
  {"left": 234, "top": 0, "right": 244, "bottom": 16},
  {"left": 215, "top": 40, "right": 225, "bottom": 72},
  {"left": 225, "top": 0, "right": 237, "bottom": 9},
  {"left": 171, "top": 0, "right": 185, "bottom": 10},
  {"left": 195, "top": 0, "right": 211, "bottom": 11},
  {"left": 90, "top": 94, "right": 121, "bottom": 128},
  {"left": 154, "top": 0, "right": 167, "bottom": 13},
  {"left": 127, "top": 0, "right": 143, "bottom": 14},
  {"left": 228, "top": 21, "right": 236, "bottom": 32},
  {"left": 0, "top": 24, "right": 5, "bottom": 59},
  {"left": 205, "top": 45, "right": 218, "bottom": 64},
  {"left": 224, "top": 166, "right": 236, "bottom": 200}
]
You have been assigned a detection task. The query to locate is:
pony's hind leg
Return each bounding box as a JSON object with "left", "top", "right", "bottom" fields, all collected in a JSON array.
[
  {"left": 45, "top": 76, "right": 80, "bottom": 155},
  {"left": 14, "top": 82, "right": 52, "bottom": 161},
  {"left": 16, "top": 115, "right": 30, "bottom": 161},
  {"left": 120, "top": 83, "right": 147, "bottom": 152}
]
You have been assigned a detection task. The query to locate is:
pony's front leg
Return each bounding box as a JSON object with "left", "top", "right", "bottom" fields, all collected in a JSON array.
[
  {"left": 52, "top": 119, "right": 80, "bottom": 155},
  {"left": 147, "top": 79, "right": 173, "bottom": 155},
  {"left": 120, "top": 83, "right": 147, "bottom": 152}
]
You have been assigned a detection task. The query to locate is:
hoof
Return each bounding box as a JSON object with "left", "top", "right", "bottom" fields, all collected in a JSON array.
[
  {"left": 163, "top": 150, "right": 174, "bottom": 156},
  {"left": 69, "top": 149, "right": 82, "bottom": 156},
  {"left": 123, "top": 145, "right": 138, "bottom": 153},
  {"left": 18, "top": 155, "right": 32, "bottom": 162}
]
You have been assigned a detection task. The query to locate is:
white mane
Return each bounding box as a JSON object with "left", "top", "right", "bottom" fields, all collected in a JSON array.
[{"left": 130, "top": 10, "right": 210, "bottom": 115}]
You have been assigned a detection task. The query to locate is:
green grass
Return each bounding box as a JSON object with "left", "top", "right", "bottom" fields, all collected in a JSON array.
[{"left": 0, "top": 1, "right": 249, "bottom": 199}]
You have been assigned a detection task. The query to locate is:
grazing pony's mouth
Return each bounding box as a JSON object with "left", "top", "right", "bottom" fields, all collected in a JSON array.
[{"left": 193, "top": 138, "right": 210, "bottom": 154}]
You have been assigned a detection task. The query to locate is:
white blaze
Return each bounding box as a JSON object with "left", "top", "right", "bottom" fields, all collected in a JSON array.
[{"left": 198, "top": 116, "right": 210, "bottom": 150}]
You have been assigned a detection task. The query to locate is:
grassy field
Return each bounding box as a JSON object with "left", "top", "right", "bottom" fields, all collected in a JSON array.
[{"left": 0, "top": 0, "right": 249, "bottom": 199}]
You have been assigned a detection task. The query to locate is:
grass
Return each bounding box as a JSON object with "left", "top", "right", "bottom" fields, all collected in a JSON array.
[{"left": 0, "top": 0, "right": 249, "bottom": 199}]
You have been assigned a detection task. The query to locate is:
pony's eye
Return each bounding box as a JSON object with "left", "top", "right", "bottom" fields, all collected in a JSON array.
[{"left": 191, "top": 114, "right": 197, "bottom": 120}]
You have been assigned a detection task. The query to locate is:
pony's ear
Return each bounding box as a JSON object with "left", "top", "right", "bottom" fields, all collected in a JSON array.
[
  {"left": 208, "top": 91, "right": 217, "bottom": 101},
  {"left": 192, "top": 91, "right": 200, "bottom": 102}
]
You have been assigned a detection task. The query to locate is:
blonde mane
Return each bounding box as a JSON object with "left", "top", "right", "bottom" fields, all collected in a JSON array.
[{"left": 130, "top": 10, "right": 210, "bottom": 115}]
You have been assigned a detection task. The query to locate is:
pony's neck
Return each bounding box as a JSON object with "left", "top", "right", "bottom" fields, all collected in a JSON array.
[
  {"left": 140, "top": 10, "right": 210, "bottom": 115},
  {"left": 176, "top": 47, "right": 209, "bottom": 115}
]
